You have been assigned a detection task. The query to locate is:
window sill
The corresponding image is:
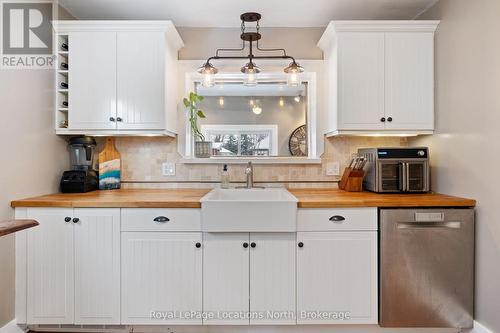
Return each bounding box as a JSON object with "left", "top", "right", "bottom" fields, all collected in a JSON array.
[{"left": 180, "top": 157, "right": 322, "bottom": 165}]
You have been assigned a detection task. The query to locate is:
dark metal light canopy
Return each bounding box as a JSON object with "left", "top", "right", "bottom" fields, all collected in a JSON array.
[{"left": 197, "top": 12, "right": 304, "bottom": 87}]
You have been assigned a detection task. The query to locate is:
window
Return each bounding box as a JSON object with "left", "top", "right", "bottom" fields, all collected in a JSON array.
[{"left": 201, "top": 125, "right": 278, "bottom": 156}]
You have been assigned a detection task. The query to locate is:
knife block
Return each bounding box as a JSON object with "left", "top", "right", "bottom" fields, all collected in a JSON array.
[{"left": 339, "top": 168, "right": 365, "bottom": 192}]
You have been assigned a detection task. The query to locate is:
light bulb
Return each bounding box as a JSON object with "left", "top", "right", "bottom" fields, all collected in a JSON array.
[
  {"left": 244, "top": 72, "right": 257, "bottom": 86},
  {"left": 219, "top": 97, "right": 224, "bottom": 106},
  {"left": 294, "top": 96, "right": 301, "bottom": 103},
  {"left": 279, "top": 97, "right": 284, "bottom": 107},
  {"left": 202, "top": 73, "right": 215, "bottom": 88},
  {"left": 252, "top": 105, "right": 262, "bottom": 115},
  {"left": 249, "top": 99, "right": 255, "bottom": 106},
  {"left": 287, "top": 72, "right": 299, "bottom": 86}
]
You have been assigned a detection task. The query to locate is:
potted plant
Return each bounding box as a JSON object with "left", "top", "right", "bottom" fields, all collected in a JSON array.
[{"left": 183, "top": 92, "right": 211, "bottom": 158}]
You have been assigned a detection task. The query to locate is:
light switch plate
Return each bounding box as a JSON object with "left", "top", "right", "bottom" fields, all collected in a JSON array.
[
  {"left": 326, "top": 162, "right": 340, "bottom": 176},
  {"left": 162, "top": 162, "right": 176, "bottom": 176}
]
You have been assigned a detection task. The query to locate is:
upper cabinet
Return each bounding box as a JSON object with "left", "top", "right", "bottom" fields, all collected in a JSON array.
[
  {"left": 53, "top": 21, "right": 184, "bottom": 136},
  {"left": 318, "top": 21, "right": 439, "bottom": 136}
]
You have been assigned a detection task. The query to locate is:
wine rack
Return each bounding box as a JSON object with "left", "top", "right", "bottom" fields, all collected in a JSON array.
[{"left": 55, "top": 34, "right": 69, "bottom": 129}]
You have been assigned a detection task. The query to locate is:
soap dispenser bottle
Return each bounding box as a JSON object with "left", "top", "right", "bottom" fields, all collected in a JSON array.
[{"left": 221, "top": 164, "right": 230, "bottom": 189}]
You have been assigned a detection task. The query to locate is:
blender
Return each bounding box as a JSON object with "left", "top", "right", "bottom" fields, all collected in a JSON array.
[{"left": 60, "top": 136, "right": 99, "bottom": 193}]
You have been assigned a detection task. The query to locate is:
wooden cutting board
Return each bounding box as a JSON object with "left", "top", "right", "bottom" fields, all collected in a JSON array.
[{"left": 98, "top": 137, "right": 121, "bottom": 190}]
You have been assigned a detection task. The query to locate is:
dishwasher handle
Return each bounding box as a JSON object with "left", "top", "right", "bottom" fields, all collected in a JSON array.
[{"left": 397, "top": 221, "right": 462, "bottom": 229}]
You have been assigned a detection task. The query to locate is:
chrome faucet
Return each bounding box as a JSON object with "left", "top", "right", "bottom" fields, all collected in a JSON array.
[{"left": 244, "top": 162, "right": 254, "bottom": 189}]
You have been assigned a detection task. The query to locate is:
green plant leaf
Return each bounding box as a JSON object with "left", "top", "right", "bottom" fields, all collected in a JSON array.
[
  {"left": 197, "top": 110, "right": 206, "bottom": 118},
  {"left": 198, "top": 95, "right": 204, "bottom": 101},
  {"left": 189, "top": 92, "right": 196, "bottom": 102},
  {"left": 183, "top": 98, "right": 189, "bottom": 107}
]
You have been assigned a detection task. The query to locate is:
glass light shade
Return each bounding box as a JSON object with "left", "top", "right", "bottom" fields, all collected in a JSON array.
[
  {"left": 197, "top": 62, "right": 218, "bottom": 88},
  {"left": 241, "top": 62, "right": 261, "bottom": 87},
  {"left": 284, "top": 61, "right": 304, "bottom": 87}
]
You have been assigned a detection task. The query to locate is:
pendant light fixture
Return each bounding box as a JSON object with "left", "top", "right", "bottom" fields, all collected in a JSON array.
[{"left": 197, "top": 12, "right": 304, "bottom": 87}]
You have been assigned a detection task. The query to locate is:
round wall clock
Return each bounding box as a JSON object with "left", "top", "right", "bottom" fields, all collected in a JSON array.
[{"left": 289, "top": 125, "right": 308, "bottom": 156}]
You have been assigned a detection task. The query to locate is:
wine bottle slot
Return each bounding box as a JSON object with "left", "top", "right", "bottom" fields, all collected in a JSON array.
[
  {"left": 60, "top": 82, "right": 68, "bottom": 89},
  {"left": 62, "top": 101, "right": 68, "bottom": 107},
  {"left": 61, "top": 43, "right": 68, "bottom": 51},
  {"left": 60, "top": 62, "right": 68, "bottom": 70}
]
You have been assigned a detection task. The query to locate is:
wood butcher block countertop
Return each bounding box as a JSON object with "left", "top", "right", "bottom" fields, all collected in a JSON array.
[{"left": 11, "top": 188, "right": 475, "bottom": 208}]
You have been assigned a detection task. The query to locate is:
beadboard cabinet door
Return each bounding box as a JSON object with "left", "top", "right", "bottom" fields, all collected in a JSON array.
[
  {"left": 203, "top": 233, "right": 250, "bottom": 325},
  {"left": 121, "top": 232, "right": 203, "bottom": 325},
  {"left": 385, "top": 32, "right": 434, "bottom": 130},
  {"left": 297, "top": 232, "right": 378, "bottom": 324},
  {"left": 69, "top": 31, "right": 117, "bottom": 130},
  {"left": 337, "top": 32, "right": 385, "bottom": 130},
  {"left": 249, "top": 233, "right": 296, "bottom": 325},
  {"left": 74, "top": 208, "right": 120, "bottom": 324},
  {"left": 26, "top": 208, "right": 74, "bottom": 324},
  {"left": 116, "top": 32, "right": 166, "bottom": 130}
]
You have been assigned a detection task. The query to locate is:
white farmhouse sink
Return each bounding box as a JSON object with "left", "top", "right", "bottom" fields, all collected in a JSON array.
[{"left": 201, "top": 188, "right": 298, "bottom": 232}]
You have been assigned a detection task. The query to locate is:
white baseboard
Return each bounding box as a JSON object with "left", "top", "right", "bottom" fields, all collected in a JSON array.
[
  {"left": 0, "top": 320, "right": 27, "bottom": 333},
  {"left": 466, "top": 321, "right": 494, "bottom": 333}
]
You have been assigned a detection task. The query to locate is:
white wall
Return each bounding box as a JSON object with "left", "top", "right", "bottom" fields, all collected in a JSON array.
[
  {"left": 0, "top": 68, "right": 68, "bottom": 327},
  {"left": 412, "top": 0, "right": 500, "bottom": 332}
]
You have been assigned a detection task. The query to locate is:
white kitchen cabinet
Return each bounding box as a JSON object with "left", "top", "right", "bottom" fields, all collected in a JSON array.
[
  {"left": 385, "top": 32, "right": 434, "bottom": 130},
  {"left": 74, "top": 208, "right": 120, "bottom": 324},
  {"left": 249, "top": 233, "right": 296, "bottom": 325},
  {"left": 116, "top": 32, "right": 166, "bottom": 130},
  {"left": 26, "top": 208, "right": 74, "bottom": 324},
  {"left": 297, "top": 232, "right": 378, "bottom": 324},
  {"left": 121, "top": 232, "right": 203, "bottom": 325},
  {"left": 69, "top": 32, "right": 117, "bottom": 130},
  {"left": 21, "top": 208, "right": 121, "bottom": 325},
  {"left": 203, "top": 232, "right": 296, "bottom": 325},
  {"left": 337, "top": 32, "right": 385, "bottom": 130},
  {"left": 53, "top": 21, "right": 184, "bottom": 136},
  {"left": 318, "top": 21, "right": 439, "bottom": 136},
  {"left": 203, "top": 233, "right": 250, "bottom": 325}
]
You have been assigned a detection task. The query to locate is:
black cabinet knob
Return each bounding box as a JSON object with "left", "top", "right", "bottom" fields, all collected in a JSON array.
[
  {"left": 250, "top": 242, "right": 256, "bottom": 248},
  {"left": 195, "top": 242, "right": 201, "bottom": 248},
  {"left": 243, "top": 242, "right": 249, "bottom": 248},
  {"left": 72, "top": 217, "right": 79, "bottom": 223},
  {"left": 329, "top": 215, "right": 346, "bottom": 223},
  {"left": 387, "top": 117, "right": 393, "bottom": 122},
  {"left": 380, "top": 117, "right": 386, "bottom": 122},
  {"left": 116, "top": 117, "right": 123, "bottom": 122},
  {"left": 109, "top": 117, "right": 115, "bottom": 122},
  {"left": 153, "top": 216, "right": 170, "bottom": 223},
  {"left": 298, "top": 242, "right": 304, "bottom": 248},
  {"left": 64, "top": 217, "right": 71, "bottom": 223}
]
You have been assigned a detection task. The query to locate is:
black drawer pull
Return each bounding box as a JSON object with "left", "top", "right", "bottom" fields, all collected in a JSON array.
[
  {"left": 329, "top": 215, "right": 346, "bottom": 223},
  {"left": 243, "top": 242, "right": 249, "bottom": 248},
  {"left": 195, "top": 242, "right": 201, "bottom": 248},
  {"left": 153, "top": 216, "right": 170, "bottom": 223},
  {"left": 250, "top": 242, "right": 256, "bottom": 248},
  {"left": 72, "top": 217, "right": 80, "bottom": 223},
  {"left": 64, "top": 217, "right": 71, "bottom": 223},
  {"left": 298, "top": 242, "right": 304, "bottom": 248}
]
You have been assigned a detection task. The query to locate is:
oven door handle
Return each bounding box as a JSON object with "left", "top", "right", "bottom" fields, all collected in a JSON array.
[{"left": 399, "top": 162, "right": 406, "bottom": 192}]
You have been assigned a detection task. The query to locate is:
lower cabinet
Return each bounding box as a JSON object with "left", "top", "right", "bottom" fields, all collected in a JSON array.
[
  {"left": 121, "top": 232, "right": 203, "bottom": 325},
  {"left": 297, "top": 232, "right": 377, "bottom": 324},
  {"left": 17, "top": 207, "right": 378, "bottom": 327},
  {"left": 24, "top": 208, "right": 120, "bottom": 325},
  {"left": 203, "top": 233, "right": 296, "bottom": 325}
]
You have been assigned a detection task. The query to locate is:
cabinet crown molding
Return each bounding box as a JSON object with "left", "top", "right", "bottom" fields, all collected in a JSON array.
[
  {"left": 52, "top": 20, "right": 184, "bottom": 49},
  {"left": 318, "top": 20, "right": 440, "bottom": 50}
]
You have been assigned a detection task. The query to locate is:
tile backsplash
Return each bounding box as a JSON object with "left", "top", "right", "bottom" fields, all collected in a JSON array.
[{"left": 102, "top": 136, "right": 407, "bottom": 189}]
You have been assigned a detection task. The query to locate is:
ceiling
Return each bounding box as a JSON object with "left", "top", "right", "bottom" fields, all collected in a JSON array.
[{"left": 59, "top": 0, "right": 439, "bottom": 27}]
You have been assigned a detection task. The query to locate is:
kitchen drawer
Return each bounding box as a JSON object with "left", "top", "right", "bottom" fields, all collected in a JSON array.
[
  {"left": 297, "top": 208, "right": 377, "bottom": 231},
  {"left": 121, "top": 208, "right": 201, "bottom": 232}
]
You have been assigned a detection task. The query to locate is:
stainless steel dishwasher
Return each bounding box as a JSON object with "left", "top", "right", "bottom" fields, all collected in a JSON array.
[{"left": 380, "top": 208, "right": 474, "bottom": 328}]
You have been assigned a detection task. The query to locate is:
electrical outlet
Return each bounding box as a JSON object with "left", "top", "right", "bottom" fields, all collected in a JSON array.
[
  {"left": 326, "top": 162, "right": 340, "bottom": 176},
  {"left": 162, "top": 162, "right": 175, "bottom": 176}
]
